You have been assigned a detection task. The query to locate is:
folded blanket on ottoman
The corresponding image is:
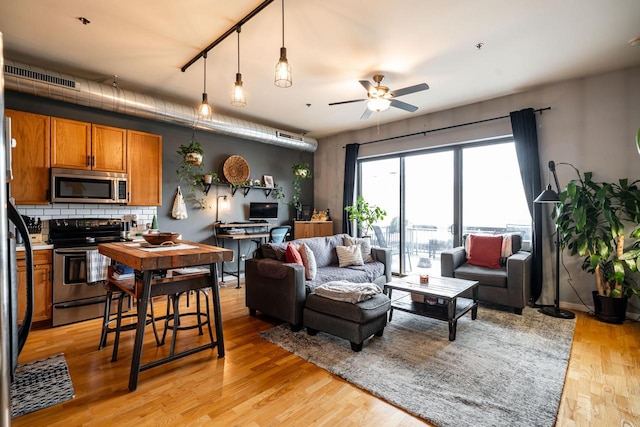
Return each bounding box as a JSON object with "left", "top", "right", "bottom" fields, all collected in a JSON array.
[{"left": 314, "top": 280, "right": 382, "bottom": 304}]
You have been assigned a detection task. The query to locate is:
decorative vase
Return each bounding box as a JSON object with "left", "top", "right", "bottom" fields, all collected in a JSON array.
[
  {"left": 203, "top": 174, "right": 213, "bottom": 184},
  {"left": 592, "top": 291, "right": 628, "bottom": 324},
  {"left": 185, "top": 152, "right": 203, "bottom": 165}
]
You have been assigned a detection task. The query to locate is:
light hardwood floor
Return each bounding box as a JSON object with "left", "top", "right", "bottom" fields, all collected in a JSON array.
[{"left": 13, "top": 284, "right": 640, "bottom": 426}]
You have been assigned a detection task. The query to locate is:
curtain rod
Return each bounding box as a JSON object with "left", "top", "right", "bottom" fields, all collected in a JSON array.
[
  {"left": 350, "top": 106, "right": 551, "bottom": 147},
  {"left": 181, "top": 0, "right": 275, "bottom": 72}
]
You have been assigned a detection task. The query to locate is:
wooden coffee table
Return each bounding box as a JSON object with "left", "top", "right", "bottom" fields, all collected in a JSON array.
[{"left": 384, "top": 276, "right": 479, "bottom": 341}]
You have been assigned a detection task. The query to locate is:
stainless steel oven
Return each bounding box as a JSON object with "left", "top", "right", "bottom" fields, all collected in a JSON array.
[{"left": 50, "top": 218, "right": 129, "bottom": 326}]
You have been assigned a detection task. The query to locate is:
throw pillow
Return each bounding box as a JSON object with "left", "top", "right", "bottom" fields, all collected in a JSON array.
[
  {"left": 343, "top": 236, "right": 374, "bottom": 263},
  {"left": 298, "top": 243, "right": 317, "bottom": 280},
  {"left": 336, "top": 244, "right": 364, "bottom": 267},
  {"left": 467, "top": 234, "right": 503, "bottom": 269},
  {"left": 285, "top": 242, "right": 304, "bottom": 266}
]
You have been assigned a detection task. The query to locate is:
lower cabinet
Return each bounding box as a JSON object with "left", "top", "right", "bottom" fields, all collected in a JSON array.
[
  {"left": 17, "top": 249, "right": 52, "bottom": 325},
  {"left": 294, "top": 221, "right": 334, "bottom": 239}
]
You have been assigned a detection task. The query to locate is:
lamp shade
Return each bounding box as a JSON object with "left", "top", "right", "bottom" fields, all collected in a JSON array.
[
  {"left": 534, "top": 184, "right": 560, "bottom": 203},
  {"left": 367, "top": 97, "right": 391, "bottom": 112}
]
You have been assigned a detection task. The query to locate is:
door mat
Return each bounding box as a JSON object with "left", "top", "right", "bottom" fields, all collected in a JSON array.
[{"left": 11, "top": 353, "right": 75, "bottom": 418}]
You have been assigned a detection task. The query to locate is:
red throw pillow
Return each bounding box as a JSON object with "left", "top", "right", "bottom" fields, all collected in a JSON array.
[
  {"left": 285, "top": 243, "right": 304, "bottom": 266},
  {"left": 467, "top": 234, "right": 503, "bottom": 269}
]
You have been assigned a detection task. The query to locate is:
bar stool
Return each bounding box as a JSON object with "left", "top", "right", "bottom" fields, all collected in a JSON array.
[
  {"left": 160, "top": 288, "right": 214, "bottom": 356},
  {"left": 98, "top": 281, "right": 161, "bottom": 362}
]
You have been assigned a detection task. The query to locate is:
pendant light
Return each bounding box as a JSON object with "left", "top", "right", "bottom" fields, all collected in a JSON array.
[
  {"left": 231, "top": 27, "right": 247, "bottom": 107},
  {"left": 274, "top": 0, "right": 292, "bottom": 88},
  {"left": 198, "top": 52, "right": 212, "bottom": 119}
]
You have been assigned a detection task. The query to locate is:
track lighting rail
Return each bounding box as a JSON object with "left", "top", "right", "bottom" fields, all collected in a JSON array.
[{"left": 181, "top": 0, "right": 274, "bottom": 72}]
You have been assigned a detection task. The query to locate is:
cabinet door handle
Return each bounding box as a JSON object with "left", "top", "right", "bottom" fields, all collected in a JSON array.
[
  {"left": 91, "top": 156, "right": 96, "bottom": 167},
  {"left": 87, "top": 155, "right": 91, "bottom": 166}
]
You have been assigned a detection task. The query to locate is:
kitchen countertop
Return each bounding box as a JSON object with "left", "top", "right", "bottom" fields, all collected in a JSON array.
[{"left": 16, "top": 243, "right": 53, "bottom": 251}]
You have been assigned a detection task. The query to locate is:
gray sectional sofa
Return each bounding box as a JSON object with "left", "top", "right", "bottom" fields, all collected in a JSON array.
[{"left": 245, "top": 233, "right": 392, "bottom": 330}]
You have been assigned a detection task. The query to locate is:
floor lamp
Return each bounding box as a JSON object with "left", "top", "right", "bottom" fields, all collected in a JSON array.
[{"left": 534, "top": 160, "right": 575, "bottom": 319}]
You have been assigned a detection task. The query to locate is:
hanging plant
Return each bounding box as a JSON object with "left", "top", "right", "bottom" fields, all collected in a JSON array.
[
  {"left": 177, "top": 139, "right": 204, "bottom": 165},
  {"left": 291, "top": 162, "right": 312, "bottom": 210},
  {"left": 176, "top": 137, "right": 210, "bottom": 209}
]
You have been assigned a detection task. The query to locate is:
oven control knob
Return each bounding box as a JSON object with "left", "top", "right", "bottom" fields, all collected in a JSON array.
[{"left": 86, "top": 237, "right": 96, "bottom": 243}]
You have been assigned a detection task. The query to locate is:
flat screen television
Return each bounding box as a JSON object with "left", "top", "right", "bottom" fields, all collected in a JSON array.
[{"left": 249, "top": 202, "right": 278, "bottom": 221}]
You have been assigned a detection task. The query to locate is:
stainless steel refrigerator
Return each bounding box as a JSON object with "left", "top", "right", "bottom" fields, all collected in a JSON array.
[{"left": 0, "top": 32, "right": 36, "bottom": 425}]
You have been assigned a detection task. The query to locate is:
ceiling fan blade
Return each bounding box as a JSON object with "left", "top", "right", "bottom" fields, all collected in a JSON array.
[
  {"left": 360, "top": 108, "right": 373, "bottom": 120},
  {"left": 359, "top": 80, "right": 374, "bottom": 92},
  {"left": 388, "top": 83, "right": 429, "bottom": 98},
  {"left": 328, "top": 98, "right": 366, "bottom": 106},
  {"left": 390, "top": 99, "right": 418, "bottom": 113}
]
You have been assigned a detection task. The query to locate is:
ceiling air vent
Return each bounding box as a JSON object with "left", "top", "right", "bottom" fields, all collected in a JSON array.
[
  {"left": 4, "top": 64, "right": 79, "bottom": 90},
  {"left": 276, "top": 131, "right": 304, "bottom": 141}
]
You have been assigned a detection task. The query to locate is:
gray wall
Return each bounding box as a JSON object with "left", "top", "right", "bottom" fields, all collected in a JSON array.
[
  {"left": 6, "top": 91, "right": 314, "bottom": 270},
  {"left": 315, "top": 66, "right": 640, "bottom": 315}
]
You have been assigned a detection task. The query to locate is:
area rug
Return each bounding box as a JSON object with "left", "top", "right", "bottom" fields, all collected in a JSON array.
[
  {"left": 11, "top": 353, "right": 75, "bottom": 418},
  {"left": 260, "top": 305, "right": 576, "bottom": 427}
]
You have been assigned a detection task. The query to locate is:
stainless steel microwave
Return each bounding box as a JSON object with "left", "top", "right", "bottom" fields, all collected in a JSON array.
[{"left": 51, "top": 167, "right": 128, "bottom": 204}]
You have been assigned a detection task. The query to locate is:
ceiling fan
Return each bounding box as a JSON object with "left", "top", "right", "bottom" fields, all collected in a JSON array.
[{"left": 329, "top": 74, "right": 429, "bottom": 119}]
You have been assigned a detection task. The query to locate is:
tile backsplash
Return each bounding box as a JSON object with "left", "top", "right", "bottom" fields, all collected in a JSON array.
[{"left": 15, "top": 203, "right": 158, "bottom": 241}]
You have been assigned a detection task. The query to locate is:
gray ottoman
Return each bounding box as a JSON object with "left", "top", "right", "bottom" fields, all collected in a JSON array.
[{"left": 303, "top": 293, "right": 391, "bottom": 352}]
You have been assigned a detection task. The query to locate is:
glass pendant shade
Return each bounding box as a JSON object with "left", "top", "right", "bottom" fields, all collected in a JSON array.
[
  {"left": 275, "top": 47, "right": 292, "bottom": 87},
  {"left": 231, "top": 73, "right": 247, "bottom": 107},
  {"left": 367, "top": 97, "right": 391, "bottom": 112},
  {"left": 199, "top": 92, "right": 212, "bottom": 119}
]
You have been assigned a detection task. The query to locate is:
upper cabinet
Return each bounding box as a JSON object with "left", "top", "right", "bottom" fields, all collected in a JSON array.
[
  {"left": 51, "top": 118, "right": 127, "bottom": 173},
  {"left": 127, "top": 130, "right": 162, "bottom": 206},
  {"left": 5, "top": 109, "right": 51, "bottom": 205}
]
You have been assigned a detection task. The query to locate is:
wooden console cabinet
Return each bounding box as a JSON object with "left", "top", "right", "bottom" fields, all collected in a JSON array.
[
  {"left": 17, "top": 249, "right": 53, "bottom": 325},
  {"left": 294, "top": 221, "right": 333, "bottom": 239}
]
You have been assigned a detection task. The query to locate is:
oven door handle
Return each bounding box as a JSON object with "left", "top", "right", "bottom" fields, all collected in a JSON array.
[
  {"left": 54, "top": 248, "right": 97, "bottom": 255},
  {"left": 53, "top": 296, "right": 108, "bottom": 309}
]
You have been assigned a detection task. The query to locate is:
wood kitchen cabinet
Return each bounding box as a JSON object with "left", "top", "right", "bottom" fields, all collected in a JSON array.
[
  {"left": 294, "top": 221, "right": 334, "bottom": 239},
  {"left": 17, "top": 249, "right": 52, "bottom": 326},
  {"left": 51, "top": 117, "right": 127, "bottom": 173},
  {"left": 127, "top": 130, "right": 162, "bottom": 206},
  {"left": 5, "top": 109, "right": 51, "bottom": 205}
]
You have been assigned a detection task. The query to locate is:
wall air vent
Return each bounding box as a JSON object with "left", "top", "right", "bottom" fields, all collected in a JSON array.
[
  {"left": 4, "top": 64, "right": 79, "bottom": 90},
  {"left": 276, "top": 131, "right": 304, "bottom": 141}
]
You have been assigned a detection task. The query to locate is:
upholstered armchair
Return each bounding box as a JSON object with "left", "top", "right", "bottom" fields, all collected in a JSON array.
[{"left": 440, "top": 234, "right": 532, "bottom": 314}]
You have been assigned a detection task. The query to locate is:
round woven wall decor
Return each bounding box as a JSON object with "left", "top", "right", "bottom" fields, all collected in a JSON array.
[{"left": 223, "top": 155, "right": 250, "bottom": 184}]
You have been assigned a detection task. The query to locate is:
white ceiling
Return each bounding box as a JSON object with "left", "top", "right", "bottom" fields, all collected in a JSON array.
[{"left": 1, "top": 0, "right": 639, "bottom": 139}]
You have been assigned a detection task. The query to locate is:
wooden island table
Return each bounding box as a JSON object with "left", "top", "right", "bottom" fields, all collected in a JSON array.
[{"left": 98, "top": 240, "right": 233, "bottom": 391}]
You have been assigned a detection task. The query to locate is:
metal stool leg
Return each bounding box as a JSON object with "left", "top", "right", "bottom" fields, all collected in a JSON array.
[
  {"left": 111, "top": 292, "right": 125, "bottom": 362},
  {"left": 99, "top": 289, "right": 114, "bottom": 350}
]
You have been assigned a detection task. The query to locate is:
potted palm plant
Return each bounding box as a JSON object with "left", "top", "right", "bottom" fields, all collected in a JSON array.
[
  {"left": 344, "top": 195, "right": 387, "bottom": 238},
  {"left": 554, "top": 163, "right": 640, "bottom": 323}
]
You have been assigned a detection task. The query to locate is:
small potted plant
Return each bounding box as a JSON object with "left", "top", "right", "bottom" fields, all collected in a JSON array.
[
  {"left": 177, "top": 139, "right": 204, "bottom": 165},
  {"left": 554, "top": 163, "right": 640, "bottom": 323},
  {"left": 344, "top": 195, "right": 387, "bottom": 237}
]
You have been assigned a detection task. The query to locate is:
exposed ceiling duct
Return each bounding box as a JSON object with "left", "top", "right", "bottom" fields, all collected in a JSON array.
[{"left": 3, "top": 60, "right": 318, "bottom": 152}]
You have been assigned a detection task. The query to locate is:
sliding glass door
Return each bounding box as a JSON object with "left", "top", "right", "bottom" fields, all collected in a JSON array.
[{"left": 359, "top": 138, "right": 531, "bottom": 277}]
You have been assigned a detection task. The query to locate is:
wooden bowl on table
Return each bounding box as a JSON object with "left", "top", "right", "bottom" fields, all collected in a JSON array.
[{"left": 142, "top": 232, "right": 180, "bottom": 246}]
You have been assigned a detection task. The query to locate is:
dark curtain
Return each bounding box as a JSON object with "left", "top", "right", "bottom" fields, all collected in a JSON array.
[
  {"left": 342, "top": 143, "right": 359, "bottom": 234},
  {"left": 510, "top": 108, "right": 543, "bottom": 303}
]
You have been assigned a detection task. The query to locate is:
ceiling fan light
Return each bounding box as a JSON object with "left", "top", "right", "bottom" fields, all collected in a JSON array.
[
  {"left": 275, "top": 47, "right": 292, "bottom": 88},
  {"left": 199, "top": 92, "right": 212, "bottom": 119},
  {"left": 231, "top": 73, "right": 247, "bottom": 107},
  {"left": 367, "top": 97, "right": 391, "bottom": 112}
]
